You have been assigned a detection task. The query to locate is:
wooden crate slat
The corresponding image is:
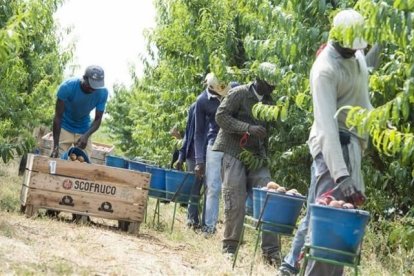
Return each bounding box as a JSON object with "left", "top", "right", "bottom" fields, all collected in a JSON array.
[
  {"left": 26, "top": 172, "right": 148, "bottom": 204},
  {"left": 26, "top": 154, "right": 150, "bottom": 189},
  {"left": 90, "top": 157, "right": 105, "bottom": 165},
  {"left": 20, "top": 184, "right": 29, "bottom": 205},
  {"left": 91, "top": 141, "right": 115, "bottom": 160},
  {"left": 25, "top": 188, "right": 145, "bottom": 222}
]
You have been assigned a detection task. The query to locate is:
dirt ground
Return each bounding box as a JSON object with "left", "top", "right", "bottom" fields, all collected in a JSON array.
[
  {"left": 0, "top": 158, "right": 280, "bottom": 275},
  {"left": 0, "top": 208, "right": 278, "bottom": 276},
  {"left": 0, "top": 213, "right": 194, "bottom": 275}
]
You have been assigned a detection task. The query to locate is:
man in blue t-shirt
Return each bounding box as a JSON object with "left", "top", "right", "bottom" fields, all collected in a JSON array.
[{"left": 50, "top": 65, "right": 109, "bottom": 159}]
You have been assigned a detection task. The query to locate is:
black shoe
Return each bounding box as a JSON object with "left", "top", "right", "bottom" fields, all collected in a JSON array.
[
  {"left": 186, "top": 221, "right": 201, "bottom": 230},
  {"left": 263, "top": 252, "right": 282, "bottom": 267},
  {"left": 201, "top": 226, "right": 216, "bottom": 238},
  {"left": 222, "top": 244, "right": 237, "bottom": 254},
  {"left": 279, "top": 264, "right": 299, "bottom": 276},
  {"left": 223, "top": 251, "right": 235, "bottom": 261}
]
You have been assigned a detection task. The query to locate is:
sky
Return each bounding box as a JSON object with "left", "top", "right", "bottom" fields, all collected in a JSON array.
[{"left": 54, "top": 0, "right": 156, "bottom": 94}]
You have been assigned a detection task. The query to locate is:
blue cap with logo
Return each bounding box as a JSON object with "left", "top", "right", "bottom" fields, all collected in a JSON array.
[{"left": 84, "top": 65, "right": 105, "bottom": 89}]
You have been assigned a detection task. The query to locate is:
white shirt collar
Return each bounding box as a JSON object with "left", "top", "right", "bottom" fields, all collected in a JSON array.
[
  {"left": 207, "top": 89, "right": 220, "bottom": 100},
  {"left": 251, "top": 85, "right": 263, "bottom": 101}
]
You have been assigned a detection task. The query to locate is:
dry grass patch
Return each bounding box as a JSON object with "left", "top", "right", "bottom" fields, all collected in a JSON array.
[{"left": 1, "top": 158, "right": 413, "bottom": 275}]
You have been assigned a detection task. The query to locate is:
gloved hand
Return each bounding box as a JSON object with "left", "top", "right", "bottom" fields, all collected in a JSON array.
[
  {"left": 248, "top": 125, "right": 267, "bottom": 139},
  {"left": 335, "top": 176, "right": 366, "bottom": 206},
  {"left": 50, "top": 146, "right": 59, "bottom": 158},
  {"left": 175, "top": 161, "right": 183, "bottom": 171},
  {"left": 194, "top": 163, "right": 205, "bottom": 179}
]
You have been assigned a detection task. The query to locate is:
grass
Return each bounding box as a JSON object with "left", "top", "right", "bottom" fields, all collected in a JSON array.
[
  {"left": 1, "top": 158, "right": 414, "bottom": 275},
  {"left": 0, "top": 220, "right": 15, "bottom": 238},
  {"left": 0, "top": 159, "right": 22, "bottom": 212},
  {"left": 92, "top": 123, "right": 124, "bottom": 155}
]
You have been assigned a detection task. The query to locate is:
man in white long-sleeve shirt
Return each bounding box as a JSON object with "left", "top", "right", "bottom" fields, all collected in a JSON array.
[
  {"left": 304, "top": 9, "right": 374, "bottom": 276},
  {"left": 279, "top": 8, "right": 382, "bottom": 276}
]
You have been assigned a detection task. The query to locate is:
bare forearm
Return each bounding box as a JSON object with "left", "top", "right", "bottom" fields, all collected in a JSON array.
[
  {"left": 83, "top": 119, "right": 101, "bottom": 140},
  {"left": 52, "top": 116, "right": 61, "bottom": 149}
]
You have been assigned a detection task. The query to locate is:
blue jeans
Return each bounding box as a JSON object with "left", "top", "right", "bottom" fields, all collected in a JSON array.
[
  {"left": 186, "top": 158, "right": 202, "bottom": 225},
  {"left": 282, "top": 163, "right": 316, "bottom": 270},
  {"left": 204, "top": 144, "right": 223, "bottom": 229}
]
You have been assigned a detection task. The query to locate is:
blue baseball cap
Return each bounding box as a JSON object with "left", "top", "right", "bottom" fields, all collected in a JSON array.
[{"left": 84, "top": 65, "right": 105, "bottom": 89}]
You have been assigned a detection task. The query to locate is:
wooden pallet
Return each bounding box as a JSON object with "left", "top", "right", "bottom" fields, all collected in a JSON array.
[{"left": 20, "top": 154, "right": 150, "bottom": 234}]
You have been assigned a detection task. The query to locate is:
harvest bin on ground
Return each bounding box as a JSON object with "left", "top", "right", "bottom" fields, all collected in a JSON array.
[{"left": 20, "top": 154, "right": 150, "bottom": 234}]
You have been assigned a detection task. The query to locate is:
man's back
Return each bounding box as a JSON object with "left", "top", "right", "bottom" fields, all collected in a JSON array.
[
  {"left": 214, "top": 84, "right": 272, "bottom": 158},
  {"left": 194, "top": 89, "right": 221, "bottom": 163},
  {"left": 57, "top": 78, "right": 108, "bottom": 134}
]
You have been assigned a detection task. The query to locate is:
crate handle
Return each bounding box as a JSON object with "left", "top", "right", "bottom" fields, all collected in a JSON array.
[
  {"left": 59, "top": 195, "right": 74, "bottom": 206},
  {"left": 98, "top": 201, "right": 114, "bottom": 213}
]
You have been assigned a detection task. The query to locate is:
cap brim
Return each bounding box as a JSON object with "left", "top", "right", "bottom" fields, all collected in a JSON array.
[{"left": 88, "top": 78, "right": 104, "bottom": 89}]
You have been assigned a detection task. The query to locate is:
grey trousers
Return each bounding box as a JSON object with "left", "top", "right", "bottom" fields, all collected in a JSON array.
[
  {"left": 305, "top": 137, "right": 363, "bottom": 276},
  {"left": 221, "top": 153, "right": 280, "bottom": 254}
]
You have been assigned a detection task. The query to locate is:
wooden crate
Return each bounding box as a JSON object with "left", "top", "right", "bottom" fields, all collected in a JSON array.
[
  {"left": 40, "top": 132, "right": 115, "bottom": 164},
  {"left": 21, "top": 154, "right": 150, "bottom": 234}
]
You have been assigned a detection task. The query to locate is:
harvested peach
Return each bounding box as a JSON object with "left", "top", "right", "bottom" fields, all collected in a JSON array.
[
  {"left": 337, "top": 200, "right": 346, "bottom": 206},
  {"left": 276, "top": 186, "right": 286, "bottom": 193},
  {"left": 325, "top": 196, "right": 335, "bottom": 205},
  {"left": 343, "top": 203, "right": 355, "bottom": 209},
  {"left": 70, "top": 153, "right": 77, "bottom": 161},
  {"left": 316, "top": 198, "right": 328, "bottom": 205},
  {"left": 266, "top": 181, "right": 280, "bottom": 190},
  {"left": 286, "top": 189, "right": 298, "bottom": 195},
  {"left": 329, "top": 200, "right": 342, "bottom": 208},
  {"left": 77, "top": 156, "right": 85, "bottom": 163}
]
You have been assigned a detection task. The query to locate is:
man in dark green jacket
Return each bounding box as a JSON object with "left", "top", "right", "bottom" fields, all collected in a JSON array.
[{"left": 213, "top": 62, "right": 281, "bottom": 265}]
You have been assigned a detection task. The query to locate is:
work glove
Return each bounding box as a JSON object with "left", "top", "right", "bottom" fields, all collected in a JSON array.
[
  {"left": 248, "top": 125, "right": 267, "bottom": 139},
  {"left": 194, "top": 163, "right": 205, "bottom": 179},
  {"left": 50, "top": 146, "right": 59, "bottom": 158},
  {"left": 334, "top": 176, "right": 366, "bottom": 206}
]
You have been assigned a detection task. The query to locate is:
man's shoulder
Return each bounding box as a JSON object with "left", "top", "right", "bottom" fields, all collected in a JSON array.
[
  {"left": 311, "top": 52, "right": 338, "bottom": 77},
  {"left": 61, "top": 77, "right": 80, "bottom": 87},
  {"left": 195, "top": 90, "right": 210, "bottom": 108},
  {"left": 96, "top": 87, "right": 109, "bottom": 96},
  {"left": 196, "top": 90, "right": 208, "bottom": 101},
  {"left": 227, "top": 84, "right": 250, "bottom": 97},
  {"left": 57, "top": 78, "right": 81, "bottom": 97}
]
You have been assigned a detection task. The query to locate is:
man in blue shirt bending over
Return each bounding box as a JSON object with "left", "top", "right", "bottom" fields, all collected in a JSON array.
[{"left": 50, "top": 65, "right": 108, "bottom": 159}]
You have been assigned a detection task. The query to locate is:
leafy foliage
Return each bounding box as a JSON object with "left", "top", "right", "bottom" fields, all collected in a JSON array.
[
  {"left": 107, "top": 0, "right": 414, "bottom": 220},
  {"left": 0, "top": 0, "right": 71, "bottom": 163}
]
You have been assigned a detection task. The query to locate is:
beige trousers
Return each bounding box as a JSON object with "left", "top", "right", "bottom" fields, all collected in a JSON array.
[{"left": 57, "top": 128, "right": 93, "bottom": 157}]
